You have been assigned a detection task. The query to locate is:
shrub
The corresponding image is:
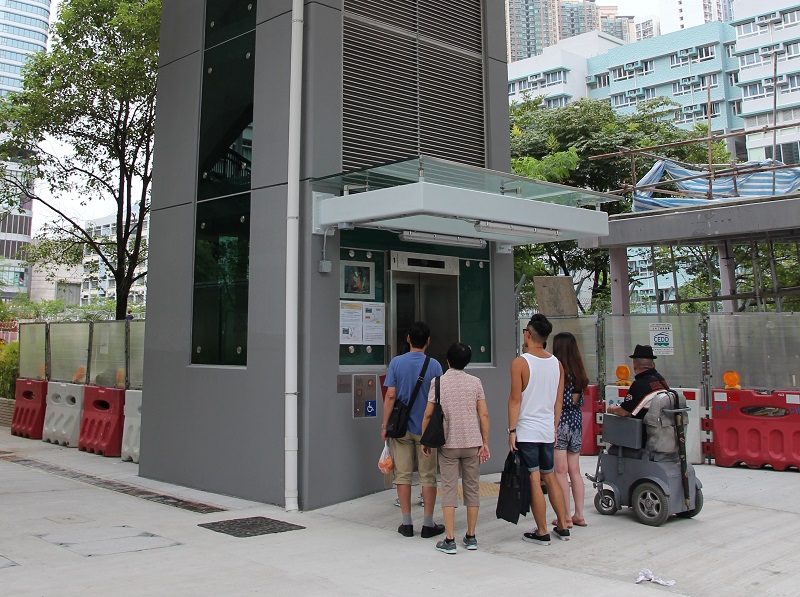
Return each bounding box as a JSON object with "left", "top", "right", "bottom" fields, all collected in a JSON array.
[{"left": 0, "top": 341, "right": 19, "bottom": 400}]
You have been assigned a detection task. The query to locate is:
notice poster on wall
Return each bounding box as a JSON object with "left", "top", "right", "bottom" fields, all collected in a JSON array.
[
  {"left": 362, "top": 303, "right": 385, "bottom": 345},
  {"left": 649, "top": 323, "right": 674, "bottom": 356},
  {"left": 339, "top": 301, "right": 385, "bottom": 345},
  {"left": 340, "top": 302, "right": 364, "bottom": 344}
]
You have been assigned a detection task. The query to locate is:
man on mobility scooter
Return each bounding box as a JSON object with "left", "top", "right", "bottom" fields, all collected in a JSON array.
[{"left": 589, "top": 345, "right": 703, "bottom": 526}]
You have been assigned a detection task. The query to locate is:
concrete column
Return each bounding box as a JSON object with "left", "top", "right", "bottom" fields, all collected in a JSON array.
[
  {"left": 718, "top": 241, "right": 738, "bottom": 313},
  {"left": 609, "top": 247, "right": 630, "bottom": 315}
]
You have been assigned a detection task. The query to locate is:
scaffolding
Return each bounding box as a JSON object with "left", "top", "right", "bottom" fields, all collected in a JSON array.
[{"left": 588, "top": 116, "right": 800, "bottom": 314}]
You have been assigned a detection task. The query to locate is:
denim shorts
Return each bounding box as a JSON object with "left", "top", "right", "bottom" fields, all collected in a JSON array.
[{"left": 516, "top": 441, "right": 555, "bottom": 474}]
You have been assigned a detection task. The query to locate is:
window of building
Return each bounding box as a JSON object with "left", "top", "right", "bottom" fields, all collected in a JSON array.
[
  {"left": 728, "top": 72, "right": 739, "bottom": 86},
  {"left": 695, "top": 45, "right": 715, "bottom": 62},
  {"left": 642, "top": 60, "right": 654, "bottom": 74},
  {"left": 742, "top": 82, "right": 766, "bottom": 99},
  {"left": 697, "top": 73, "right": 718, "bottom": 89},
  {"left": 731, "top": 100, "right": 742, "bottom": 115},
  {"left": 786, "top": 42, "right": 800, "bottom": 59},
  {"left": 644, "top": 87, "right": 657, "bottom": 99},
  {"left": 597, "top": 73, "right": 609, "bottom": 87},
  {"left": 726, "top": 43, "right": 736, "bottom": 57},
  {"left": 736, "top": 21, "right": 757, "bottom": 37},
  {"left": 546, "top": 96, "right": 568, "bottom": 108},
  {"left": 612, "top": 66, "right": 634, "bottom": 81},
  {"left": 672, "top": 81, "right": 689, "bottom": 96},
  {"left": 766, "top": 141, "right": 800, "bottom": 164},
  {"left": 193, "top": 1, "right": 255, "bottom": 367},
  {"left": 779, "top": 9, "right": 800, "bottom": 28},
  {"left": 787, "top": 73, "right": 800, "bottom": 91},
  {"left": 739, "top": 52, "right": 761, "bottom": 69},
  {"left": 544, "top": 70, "right": 565, "bottom": 86}
]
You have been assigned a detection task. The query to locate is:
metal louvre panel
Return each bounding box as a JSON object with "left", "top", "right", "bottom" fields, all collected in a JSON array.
[
  {"left": 343, "top": 19, "right": 420, "bottom": 170},
  {"left": 419, "top": 0, "right": 483, "bottom": 55},
  {"left": 343, "top": 0, "right": 418, "bottom": 33},
  {"left": 342, "top": 3, "right": 486, "bottom": 170},
  {"left": 419, "top": 44, "right": 485, "bottom": 167}
]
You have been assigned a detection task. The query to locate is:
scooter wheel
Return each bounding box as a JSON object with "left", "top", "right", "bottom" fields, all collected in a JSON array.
[
  {"left": 632, "top": 481, "right": 670, "bottom": 526},
  {"left": 594, "top": 490, "right": 618, "bottom": 515},
  {"left": 677, "top": 487, "right": 704, "bottom": 519}
]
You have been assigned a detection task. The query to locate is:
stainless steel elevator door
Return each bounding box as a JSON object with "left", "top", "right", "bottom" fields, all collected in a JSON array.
[{"left": 391, "top": 272, "right": 459, "bottom": 370}]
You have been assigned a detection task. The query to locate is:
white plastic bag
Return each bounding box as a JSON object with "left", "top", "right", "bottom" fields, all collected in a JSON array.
[{"left": 378, "top": 440, "right": 394, "bottom": 474}]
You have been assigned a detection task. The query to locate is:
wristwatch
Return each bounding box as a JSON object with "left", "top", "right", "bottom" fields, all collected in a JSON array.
[{"left": 507, "top": 428, "right": 516, "bottom": 435}]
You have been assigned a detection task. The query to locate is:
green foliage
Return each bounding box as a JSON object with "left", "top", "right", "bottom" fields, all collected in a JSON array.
[
  {"left": 509, "top": 98, "right": 732, "bottom": 313},
  {"left": 0, "top": 0, "right": 161, "bottom": 320},
  {"left": 512, "top": 147, "right": 579, "bottom": 182},
  {"left": 0, "top": 341, "right": 19, "bottom": 400}
]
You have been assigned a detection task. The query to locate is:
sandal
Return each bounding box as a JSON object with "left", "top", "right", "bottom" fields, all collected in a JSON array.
[
  {"left": 551, "top": 519, "right": 573, "bottom": 529},
  {"left": 571, "top": 516, "right": 588, "bottom": 527}
]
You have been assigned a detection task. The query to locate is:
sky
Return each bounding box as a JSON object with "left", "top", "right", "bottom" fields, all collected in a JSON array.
[{"left": 612, "top": 0, "right": 661, "bottom": 18}]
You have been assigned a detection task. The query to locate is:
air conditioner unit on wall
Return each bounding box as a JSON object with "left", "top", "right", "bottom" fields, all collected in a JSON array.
[{"left": 586, "top": 74, "right": 597, "bottom": 84}]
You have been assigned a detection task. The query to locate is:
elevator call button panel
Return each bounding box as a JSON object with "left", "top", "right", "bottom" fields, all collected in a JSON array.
[{"left": 353, "top": 374, "right": 378, "bottom": 418}]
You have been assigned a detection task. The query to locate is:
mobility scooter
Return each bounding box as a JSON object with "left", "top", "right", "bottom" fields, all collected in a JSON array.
[{"left": 587, "top": 389, "right": 703, "bottom": 526}]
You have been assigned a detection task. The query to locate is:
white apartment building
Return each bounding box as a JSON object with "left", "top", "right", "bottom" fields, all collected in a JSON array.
[
  {"left": 635, "top": 15, "right": 662, "bottom": 40},
  {"left": 81, "top": 212, "right": 148, "bottom": 306},
  {"left": 658, "top": 0, "right": 723, "bottom": 34},
  {"left": 508, "top": 30, "right": 624, "bottom": 105},
  {"left": 732, "top": 0, "right": 800, "bottom": 162}
]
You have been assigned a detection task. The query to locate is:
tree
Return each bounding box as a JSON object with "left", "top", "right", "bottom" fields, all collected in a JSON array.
[
  {"left": 509, "top": 97, "right": 731, "bottom": 312},
  {"left": 0, "top": 0, "right": 160, "bottom": 320}
]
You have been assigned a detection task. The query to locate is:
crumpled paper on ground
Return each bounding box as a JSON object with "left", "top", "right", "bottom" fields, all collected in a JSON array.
[{"left": 635, "top": 568, "right": 675, "bottom": 586}]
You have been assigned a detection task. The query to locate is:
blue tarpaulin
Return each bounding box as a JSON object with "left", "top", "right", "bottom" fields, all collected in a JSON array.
[{"left": 632, "top": 160, "right": 800, "bottom": 212}]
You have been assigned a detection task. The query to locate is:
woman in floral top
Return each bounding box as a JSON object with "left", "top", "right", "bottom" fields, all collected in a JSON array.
[
  {"left": 552, "top": 332, "right": 590, "bottom": 528},
  {"left": 421, "top": 343, "right": 490, "bottom": 555}
]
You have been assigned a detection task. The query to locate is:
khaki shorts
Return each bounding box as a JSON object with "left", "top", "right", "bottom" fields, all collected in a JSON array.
[
  {"left": 392, "top": 432, "right": 438, "bottom": 487},
  {"left": 438, "top": 447, "right": 481, "bottom": 508}
]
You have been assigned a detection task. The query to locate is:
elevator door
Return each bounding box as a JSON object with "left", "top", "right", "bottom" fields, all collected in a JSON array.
[{"left": 392, "top": 272, "right": 459, "bottom": 370}]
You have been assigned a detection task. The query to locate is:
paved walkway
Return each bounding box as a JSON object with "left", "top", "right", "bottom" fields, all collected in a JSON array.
[{"left": 1, "top": 428, "right": 799, "bottom": 596}]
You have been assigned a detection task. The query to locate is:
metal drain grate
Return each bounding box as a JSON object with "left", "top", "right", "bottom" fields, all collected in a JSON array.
[
  {"left": 0, "top": 454, "right": 226, "bottom": 514},
  {"left": 199, "top": 517, "right": 305, "bottom": 538}
]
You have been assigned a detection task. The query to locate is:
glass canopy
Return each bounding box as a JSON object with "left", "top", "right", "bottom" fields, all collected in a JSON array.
[{"left": 313, "top": 155, "right": 619, "bottom": 208}]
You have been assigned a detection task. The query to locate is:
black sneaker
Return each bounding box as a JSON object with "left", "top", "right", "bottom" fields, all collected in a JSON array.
[
  {"left": 397, "top": 524, "right": 414, "bottom": 537},
  {"left": 522, "top": 530, "right": 551, "bottom": 546},
  {"left": 463, "top": 534, "right": 478, "bottom": 550},
  {"left": 552, "top": 526, "right": 571, "bottom": 541},
  {"left": 436, "top": 538, "right": 457, "bottom": 554},
  {"left": 420, "top": 523, "right": 446, "bottom": 538}
]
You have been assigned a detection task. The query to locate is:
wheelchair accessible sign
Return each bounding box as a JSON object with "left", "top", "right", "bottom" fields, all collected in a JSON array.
[{"left": 649, "top": 323, "right": 674, "bottom": 356}]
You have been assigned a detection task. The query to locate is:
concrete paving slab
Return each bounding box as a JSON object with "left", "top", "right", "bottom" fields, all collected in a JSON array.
[{"left": 2, "top": 429, "right": 800, "bottom": 596}]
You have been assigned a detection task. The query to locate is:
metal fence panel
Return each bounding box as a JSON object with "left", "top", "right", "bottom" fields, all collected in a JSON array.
[
  {"left": 708, "top": 312, "right": 800, "bottom": 391},
  {"left": 89, "top": 321, "right": 127, "bottom": 388},
  {"left": 129, "top": 321, "right": 145, "bottom": 390},
  {"left": 49, "top": 323, "right": 91, "bottom": 383},
  {"left": 18, "top": 323, "right": 46, "bottom": 380},
  {"left": 604, "top": 314, "right": 703, "bottom": 389}
]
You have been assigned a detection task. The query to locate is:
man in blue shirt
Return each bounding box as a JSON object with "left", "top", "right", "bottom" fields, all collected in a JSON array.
[{"left": 382, "top": 321, "right": 444, "bottom": 538}]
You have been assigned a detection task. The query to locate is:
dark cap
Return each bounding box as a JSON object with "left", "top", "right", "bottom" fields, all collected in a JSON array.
[{"left": 629, "top": 344, "right": 657, "bottom": 360}]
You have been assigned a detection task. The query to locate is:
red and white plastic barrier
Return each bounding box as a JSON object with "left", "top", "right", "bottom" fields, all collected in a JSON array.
[{"left": 710, "top": 388, "right": 800, "bottom": 471}]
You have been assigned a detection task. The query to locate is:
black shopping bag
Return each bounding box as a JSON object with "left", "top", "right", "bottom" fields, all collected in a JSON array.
[{"left": 496, "top": 451, "right": 530, "bottom": 524}]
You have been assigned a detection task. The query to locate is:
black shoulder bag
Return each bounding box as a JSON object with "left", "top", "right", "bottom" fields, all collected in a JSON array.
[
  {"left": 385, "top": 356, "right": 430, "bottom": 438},
  {"left": 421, "top": 376, "right": 446, "bottom": 448}
]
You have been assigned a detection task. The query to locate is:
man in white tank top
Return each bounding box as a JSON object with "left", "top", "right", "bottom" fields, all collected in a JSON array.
[{"left": 508, "top": 314, "right": 570, "bottom": 546}]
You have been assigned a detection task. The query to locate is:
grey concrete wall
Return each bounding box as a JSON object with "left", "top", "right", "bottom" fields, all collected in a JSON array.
[
  {"left": 141, "top": 5, "right": 292, "bottom": 505},
  {"left": 146, "top": 0, "right": 515, "bottom": 509}
]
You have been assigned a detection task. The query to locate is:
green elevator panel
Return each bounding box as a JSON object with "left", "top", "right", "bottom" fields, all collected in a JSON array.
[
  {"left": 459, "top": 259, "right": 491, "bottom": 363},
  {"left": 338, "top": 248, "right": 386, "bottom": 366}
]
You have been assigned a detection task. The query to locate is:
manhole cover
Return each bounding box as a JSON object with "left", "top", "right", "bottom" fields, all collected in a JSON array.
[{"left": 199, "top": 516, "right": 305, "bottom": 538}]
